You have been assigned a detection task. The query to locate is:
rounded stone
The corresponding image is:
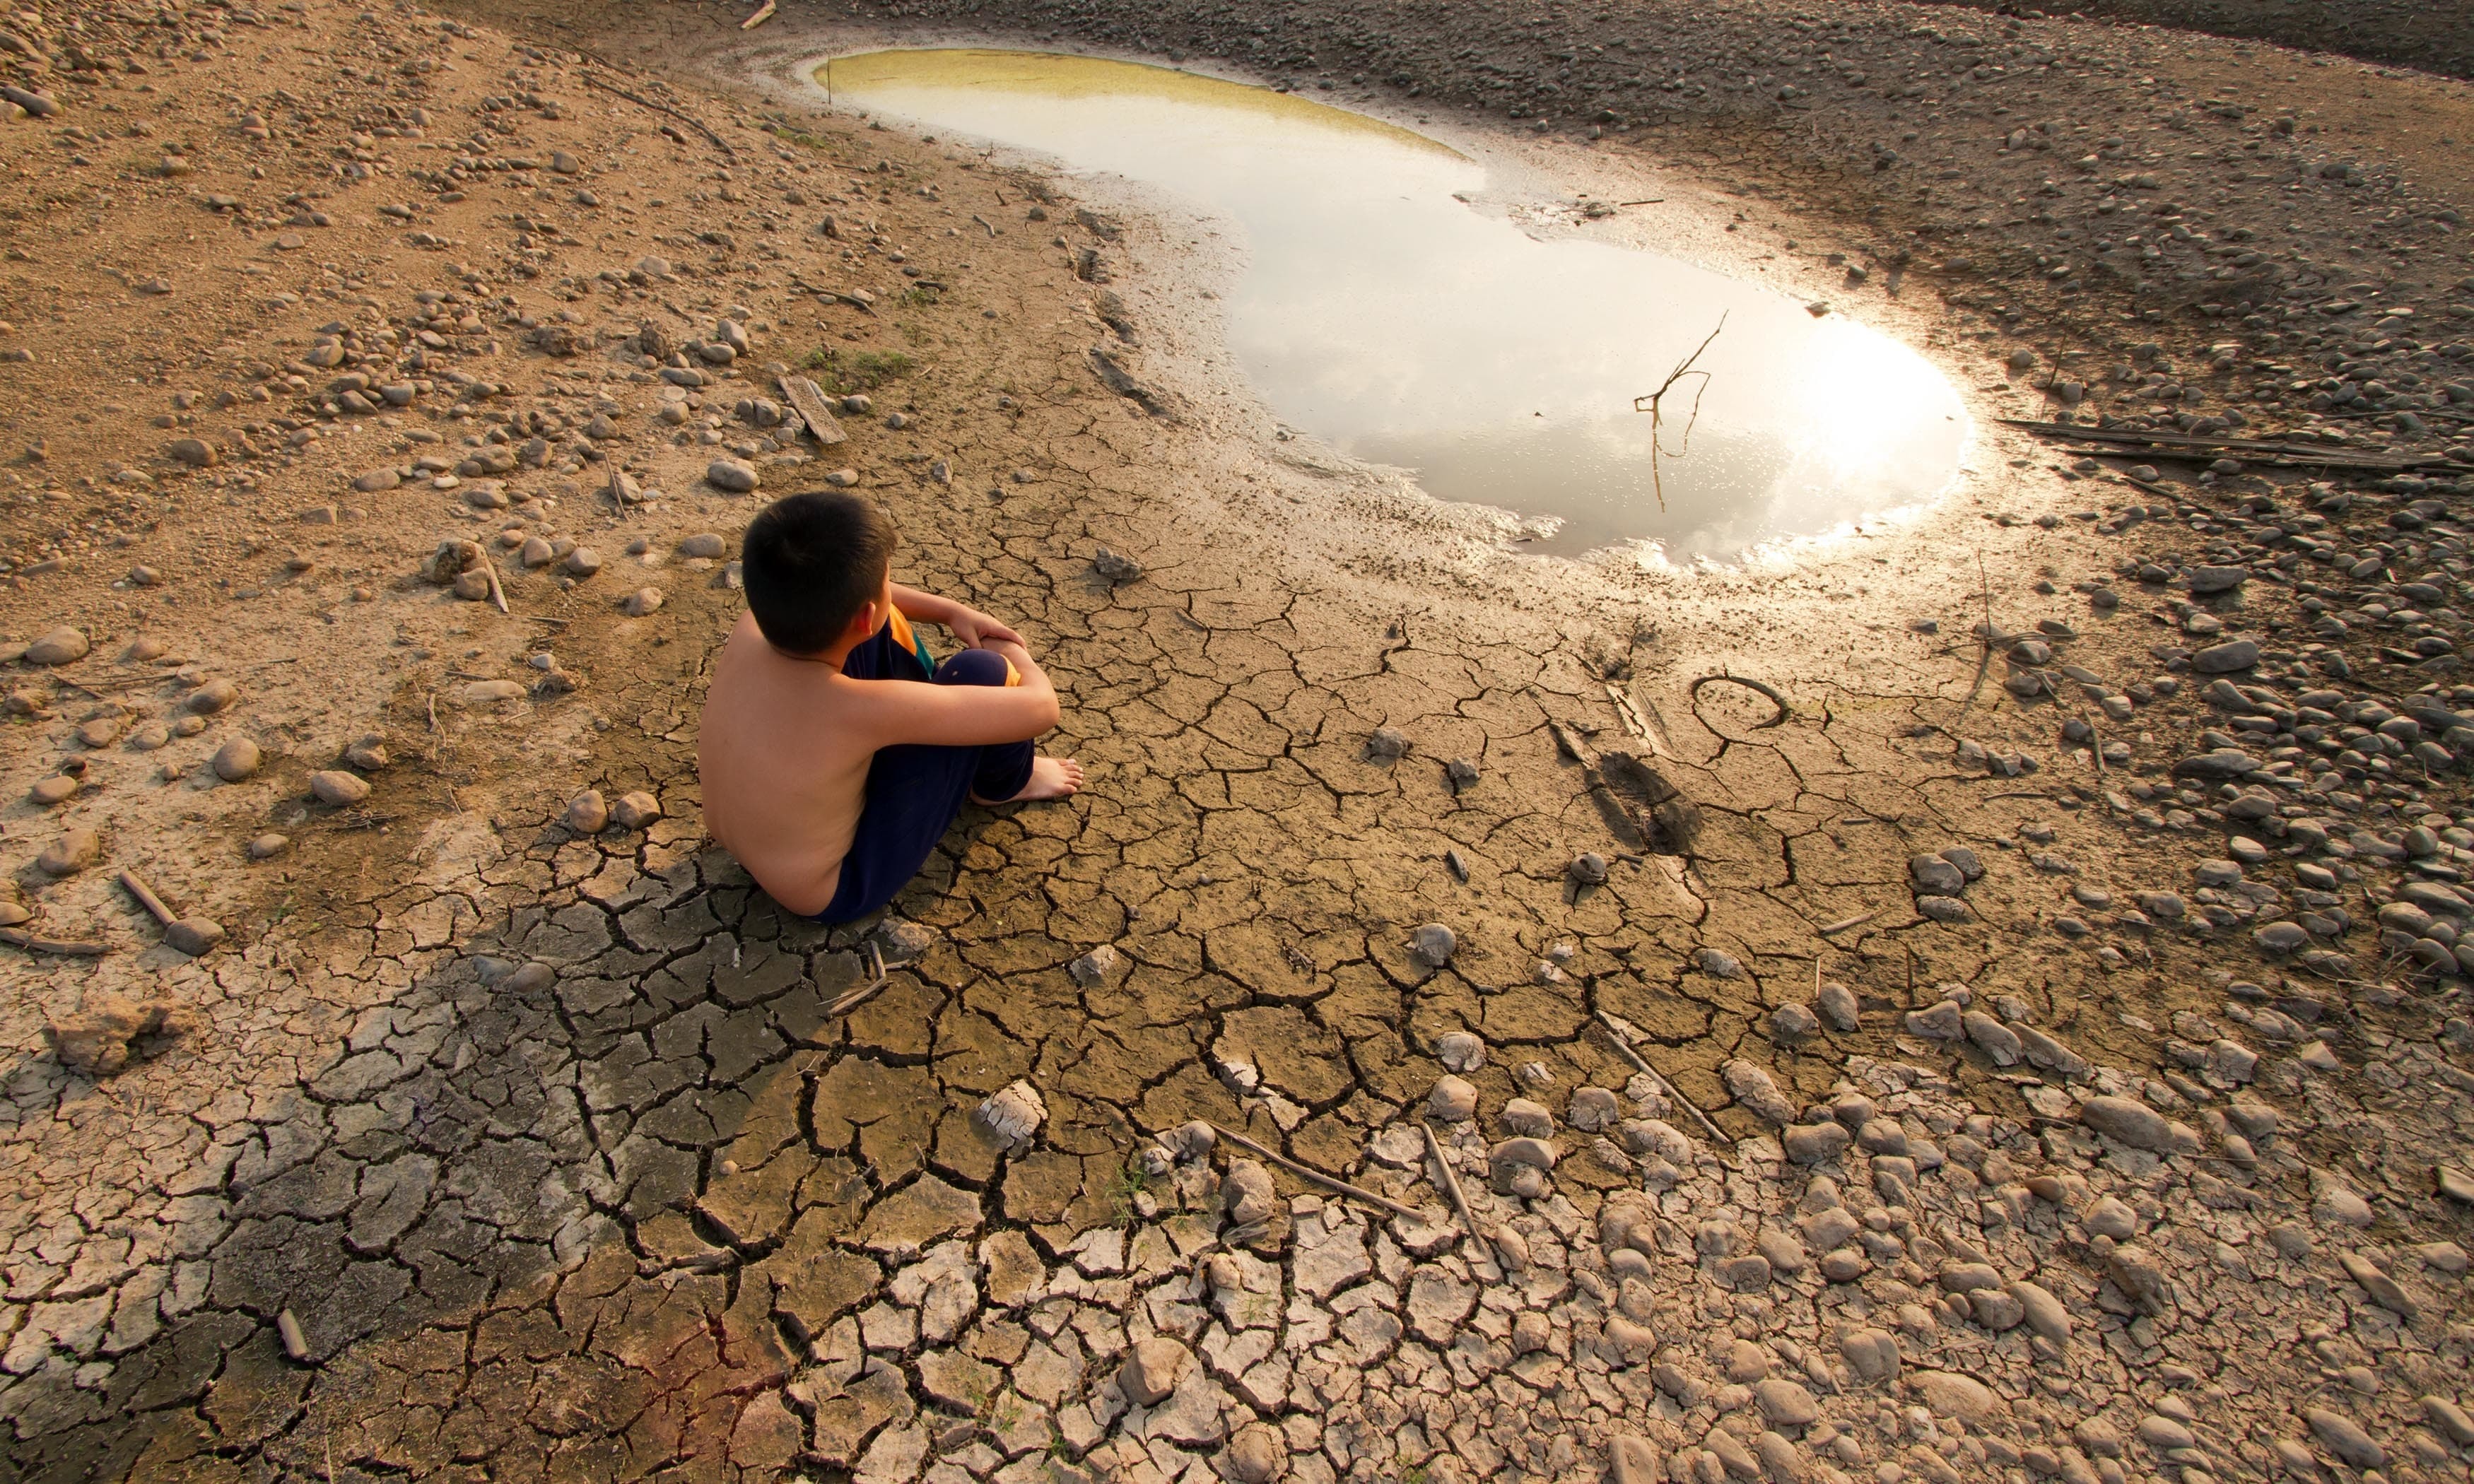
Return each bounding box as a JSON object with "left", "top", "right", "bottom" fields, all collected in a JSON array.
[
  {"left": 611, "top": 790, "right": 662, "bottom": 829},
  {"left": 185, "top": 678, "right": 238, "bottom": 714},
  {"left": 211, "top": 737, "right": 262, "bottom": 782},
  {"left": 705, "top": 458, "right": 761, "bottom": 493},
  {"left": 308, "top": 770, "right": 370, "bottom": 806},
  {"left": 564, "top": 789, "right": 609, "bottom": 832},
  {"left": 246, "top": 833, "right": 291, "bottom": 860},
  {"left": 680, "top": 531, "right": 728, "bottom": 558},
  {"left": 1409, "top": 922, "right": 1456, "bottom": 967},
  {"left": 24, "top": 627, "right": 90, "bottom": 665}
]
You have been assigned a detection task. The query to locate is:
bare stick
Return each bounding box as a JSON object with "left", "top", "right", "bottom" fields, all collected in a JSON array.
[
  {"left": 1818, "top": 909, "right": 1880, "bottom": 936},
  {"left": 483, "top": 561, "right": 508, "bottom": 616},
  {"left": 740, "top": 0, "right": 776, "bottom": 27},
  {"left": 828, "top": 941, "right": 889, "bottom": 1016},
  {"left": 1420, "top": 1121, "right": 1502, "bottom": 1273},
  {"left": 1630, "top": 314, "right": 1727, "bottom": 512},
  {"left": 1, "top": 926, "right": 107, "bottom": 956},
  {"left": 1208, "top": 1122, "right": 1431, "bottom": 1223},
  {"left": 1595, "top": 1012, "right": 1728, "bottom": 1143},
  {"left": 117, "top": 869, "right": 175, "bottom": 926},
  {"left": 1420, "top": 1121, "right": 1479, "bottom": 1240},
  {"left": 578, "top": 70, "right": 734, "bottom": 155}
]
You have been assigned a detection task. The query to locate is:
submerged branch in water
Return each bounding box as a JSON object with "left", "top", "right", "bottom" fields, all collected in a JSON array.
[{"left": 1631, "top": 314, "right": 1727, "bottom": 511}]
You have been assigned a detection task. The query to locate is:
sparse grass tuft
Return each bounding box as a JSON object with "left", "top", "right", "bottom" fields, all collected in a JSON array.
[{"left": 799, "top": 346, "right": 915, "bottom": 394}]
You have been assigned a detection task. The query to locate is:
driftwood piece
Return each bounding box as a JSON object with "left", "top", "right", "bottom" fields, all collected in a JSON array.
[
  {"left": 777, "top": 375, "right": 848, "bottom": 446},
  {"left": 1, "top": 926, "right": 107, "bottom": 956}
]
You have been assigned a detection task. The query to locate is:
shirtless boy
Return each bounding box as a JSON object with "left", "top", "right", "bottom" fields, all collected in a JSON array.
[{"left": 699, "top": 491, "right": 1082, "bottom": 921}]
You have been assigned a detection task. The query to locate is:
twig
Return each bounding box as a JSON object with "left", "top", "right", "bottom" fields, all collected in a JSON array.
[
  {"left": 1208, "top": 1121, "right": 1431, "bottom": 1223},
  {"left": 740, "top": 0, "right": 776, "bottom": 27},
  {"left": 578, "top": 70, "right": 734, "bottom": 155},
  {"left": 426, "top": 691, "right": 439, "bottom": 734},
  {"left": 1688, "top": 672, "right": 1790, "bottom": 731},
  {"left": 1419, "top": 1121, "right": 1479, "bottom": 1239},
  {"left": 1419, "top": 1120, "right": 1501, "bottom": 1272},
  {"left": 1, "top": 926, "right": 107, "bottom": 956},
  {"left": 483, "top": 561, "right": 508, "bottom": 616},
  {"left": 1594, "top": 1011, "right": 1728, "bottom": 1143},
  {"left": 1630, "top": 313, "right": 1727, "bottom": 511},
  {"left": 1818, "top": 909, "right": 1880, "bottom": 935},
  {"left": 117, "top": 869, "right": 175, "bottom": 926},
  {"left": 827, "top": 941, "right": 889, "bottom": 1016},
  {"left": 1958, "top": 550, "right": 1996, "bottom": 716}
]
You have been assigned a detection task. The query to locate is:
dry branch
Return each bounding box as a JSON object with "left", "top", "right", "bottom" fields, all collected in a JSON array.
[{"left": 1631, "top": 314, "right": 1727, "bottom": 510}]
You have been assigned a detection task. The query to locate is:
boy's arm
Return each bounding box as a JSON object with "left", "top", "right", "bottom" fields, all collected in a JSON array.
[
  {"left": 862, "top": 640, "right": 1062, "bottom": 748},
  {"left": 891, "top": 584, "right": 1022, "bottom": 649}
]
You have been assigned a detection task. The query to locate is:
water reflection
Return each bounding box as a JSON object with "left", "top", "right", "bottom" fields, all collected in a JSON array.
[{"left": 821, "top": 48, "right": 1967, "bottom": 560}]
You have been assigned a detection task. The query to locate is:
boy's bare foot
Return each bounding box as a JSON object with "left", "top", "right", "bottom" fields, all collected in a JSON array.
[{"left": 975, "top": 755, "right": 1083, "bottom": 805}]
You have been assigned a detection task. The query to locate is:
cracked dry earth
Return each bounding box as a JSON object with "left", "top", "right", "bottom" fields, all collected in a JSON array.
[{"left": 4, "top": 0, "right": 2474, "bottom": 1482}]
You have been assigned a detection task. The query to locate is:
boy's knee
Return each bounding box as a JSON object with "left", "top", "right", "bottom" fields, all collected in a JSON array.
[{"left": 935, "top": 648, "right": 1012, "bottom": 688}]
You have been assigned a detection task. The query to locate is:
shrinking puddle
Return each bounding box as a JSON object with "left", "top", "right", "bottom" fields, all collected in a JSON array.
[{"left": 822, "top": 48, "right": 1969, "bottom": 561}]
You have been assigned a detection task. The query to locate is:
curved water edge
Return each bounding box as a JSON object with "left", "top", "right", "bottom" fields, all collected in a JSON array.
[{"left": 814, "top": 47, "right": 1973, "bottom": 564}]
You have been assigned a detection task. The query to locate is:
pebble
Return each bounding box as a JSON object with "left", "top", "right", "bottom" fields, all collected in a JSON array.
[
  {"left": 1118, "top": 1336, "right": 1190, "bottom": 1406},
  {"left": 1091, "top": 548, "right": 1142, "bottom": 584},
  {"left": 185, "top": 678, "right": 238, "bottom": 714},
  {"left": 211, "top": 738, "right": 262, "bottom": 782},
  {"left": 28, "top": 775, "right": 77, "bottom": 806},
  {"left": 308, "top": 770, "right": 369, "bottom": 806},
  {"left": 1409, "top": 921, "right": 1456, "bottom": 967},
  {"left": 1367, "top": 726, "right": 1411, "bottom": 761},
  {"left": 1067, "top": 944, "right": 1122, "bottom": 986},
  {"left": 1569, "top": 851, "right": 1609, "bottom": 885},
  {"left": 619, "top": 587, "right": 664, "bottom": 616},
  {"left": 680, "top": 531, "right": 727, "bottom": 558},
  {"left": 246, "top": 833, "right": 290, "bottom": 860},
  {"left": 611, "top": 791, "right": 662, "bottom": 829}
]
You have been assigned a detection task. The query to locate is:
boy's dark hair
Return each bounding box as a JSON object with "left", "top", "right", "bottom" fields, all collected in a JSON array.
[{"left": 741, "top": 492, "right": 898, "bottom": 654}]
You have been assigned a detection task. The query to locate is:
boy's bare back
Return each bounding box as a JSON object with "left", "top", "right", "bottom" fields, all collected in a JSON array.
[
  {"left": 701, "top": 599, "right": 1079, "bottom": 917},
  {"left": 700, "top": 611, "right": 882, "bottom": 917}
]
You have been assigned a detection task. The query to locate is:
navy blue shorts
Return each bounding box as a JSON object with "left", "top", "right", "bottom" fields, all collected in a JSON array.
[{"left": 811, "top": 625, "right": 1035, "bottom": 924}]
